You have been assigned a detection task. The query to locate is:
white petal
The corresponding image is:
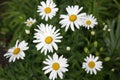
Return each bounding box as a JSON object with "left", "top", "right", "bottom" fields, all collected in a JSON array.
[
  {"left": 52, "top": 43, "right": 58, "bottom": 51},
  {"left": 44, "top": 68, "right": 52, "bottom": 74},
  {"left": 53, "top": 53, "right": 58, "bottom": 61},
  {"left": 70, "top": 22, "right": 75, "bottom": 31},
  {"left": 58, "top": 71, "right": 63, "bottom": 79},
  {"left": 49, "top": 71, "right": 55, "bottom": 80},
  {"left": 42, "top": 66, "right": 51, "bottom": 70}
]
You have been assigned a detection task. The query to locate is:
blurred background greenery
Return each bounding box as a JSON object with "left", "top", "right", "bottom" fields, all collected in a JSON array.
[{"left": 0, "top": 0, "right": 120, "bottom": 80}]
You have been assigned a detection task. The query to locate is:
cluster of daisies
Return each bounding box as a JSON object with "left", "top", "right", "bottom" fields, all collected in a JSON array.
[{"left": 4, "top": 0, "right": 103, "bottom": 80}]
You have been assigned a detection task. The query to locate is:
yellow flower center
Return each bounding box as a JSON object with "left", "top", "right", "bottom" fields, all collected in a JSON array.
[
  {"left": 69, "top": 14, "right": 77, "bottom": 22},
  {"left": 86, "top": 20, "right": 92, "bottom": 25},
  {"left": 44, "top": 7, "right": 51, "bottom": 14},
  {"left": 29, "top": 21, "right": 33, "bottom": 25},
  {"left": 88, "top": 61, "right": 95, "bottom": 68},
  {"left": 52, "top": 62, "right": 60, "bottom": 71},
  {"left": 45, "top": 36, "right": 53, "bottom": 44},
  {"left": 13, "top": 48, "right": 20, "bottom": 55}
]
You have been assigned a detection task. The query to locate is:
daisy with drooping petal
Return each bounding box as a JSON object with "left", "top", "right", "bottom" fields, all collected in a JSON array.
[
  {"left": 82, "top": 54, "right": 103, "bottom": 75},
  {"left": 24, "top": 17, "right": 36, "bottom": 27},
  {"left": 83, "top": 14, "right": 98, "bottom": 29},
  {"left": 42, "top": 53, "right": 69, "bottom": 80},
  {"left": 33, "top": 23, "right": 63, "bottom": 55},
  {"left": 59, "top": 5, "right": 86, "bottom": 31},
  {"left": 37, "top": 0, "right": 58, "bottom": 21},
  {"left": 4, "top": 40, "right": 29, "bottom": 62}
]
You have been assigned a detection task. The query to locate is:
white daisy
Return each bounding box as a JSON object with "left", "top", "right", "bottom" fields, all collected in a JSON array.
[
  {"left": 82, "top": 54, "right": 103, "bottom": 75},
  {"left": 42, "top": 53, "right": 69, "bottom": 80},
  {"left": 37, "top": 0, "right": 58, "bottom": 21},
  {"left": 83, "top": 14, "right": 98, "bottom": 29},
  {"left": 24, "top": 17, "right": 36, "bottom": 27},
  {"left": 4, "top": 40, "right": 29, "bottom": 62},
  {"left": 59, "top": 5, "right": 86, "bottom": 31},
  {"left": 33, "top": 23, "right": 63, "bottom": 55}
]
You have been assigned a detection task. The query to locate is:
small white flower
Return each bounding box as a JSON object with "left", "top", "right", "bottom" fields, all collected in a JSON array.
[
  {"left": 83, "top": 14, "right": 98, "bottom": 29},
  {"left": 33, "top": 23, "right": 63, "bottom": 55},
  {"left": 24, "top": 17, "right": 36, "bottom": 27},
  {"left": 82, "top": 54, "right": 103, "bottom": 75},
  {"left": 66, "top": 46, "right": 71, "bottom": 51},
  {"left": 42, "top": 53, "right": 69, "bottom": 80},
  {"left": 25, "top": 29, "right": 30, "bottom": 34},
  {"left": 4, "top": 40, "right": 29, "bottom": 62},
  {"left": 37, "top": 0, "right": 58, "bottom": 21},
  {"left": 59, "top": 5, "right": 86, "bottom": 31}
]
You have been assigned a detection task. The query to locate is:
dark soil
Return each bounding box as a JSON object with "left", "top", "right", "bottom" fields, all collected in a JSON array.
[{"left": 0, "top": 46, "right": 9, "bottom": 67}]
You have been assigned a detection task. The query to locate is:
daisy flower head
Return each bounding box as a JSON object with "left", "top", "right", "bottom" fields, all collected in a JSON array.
[
  {"left": 42, "top": 53, "right": 69, "bottom": 80},
  {"left": 82, "top": 54, "right": 103, "bottom": 75},
  {"left": 37, "top": 0, "right": 58, "bottom": 21},
  {"left": 4, "top": 40, "right": 29, "bottom": 62},
  {"left": 83, "top": 14, "right": 98, "bottom": 29},
  {"left": 33, "top": 23, "right": 63, "bottom": 55},
  {"left": 59, "top": 5, "right": 86, "bottom": 31},
  {"left": 24, "top": 17, "right": 36, "bottom": 27}
]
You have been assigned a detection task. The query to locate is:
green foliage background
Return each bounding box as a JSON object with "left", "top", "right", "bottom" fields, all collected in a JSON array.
[{"left": 0, "top": 0, "right": 120, "bottom": 80}]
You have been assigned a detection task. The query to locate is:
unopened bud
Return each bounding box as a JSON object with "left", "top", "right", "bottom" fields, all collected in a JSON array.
[
  {"left": 25, "top": 30, "right": 30, "bottom": 34},
  {"left": 104, "top": 57, "right": 110, "bottom": 62},
  {"left": 94, "top": 41, "right": 98, "bottom": 47},
  {"left": 91, "top": 31, "right": 95, "bottom": 36},
  {"left": 66, "top": 46, "right": 71, "bottom": 51},
  {"left": 84, "top": 47, "right": 89, "bottom": 53}
]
